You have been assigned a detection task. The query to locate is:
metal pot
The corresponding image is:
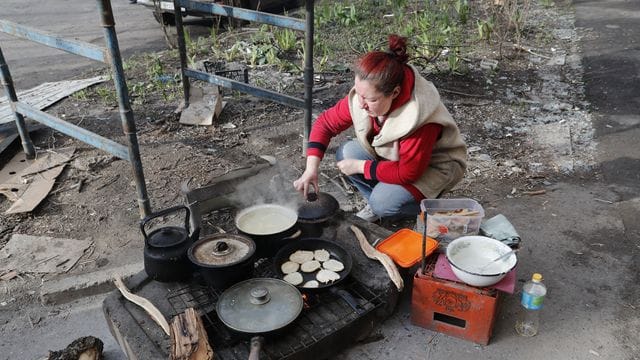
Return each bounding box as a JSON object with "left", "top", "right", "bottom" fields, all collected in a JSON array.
[
  {"left": 216, "top": 278, "right": 303, "bottom": 360},
  {"left": 188, "top": 233, "right": 256, "bottom": 290},
  {"left": 141, "top": 205, "right": 197, "bottom": 282},
  {"left": 234, "top": 204, "right": 300, "bottom": 258},
  {"left": 297, "top": 191, "right": 339, "bottom": 238}
]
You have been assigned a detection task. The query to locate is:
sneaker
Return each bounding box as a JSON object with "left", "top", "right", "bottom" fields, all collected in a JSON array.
[{"left": 356, "top": 204, "right": 379, "bottom": 222}]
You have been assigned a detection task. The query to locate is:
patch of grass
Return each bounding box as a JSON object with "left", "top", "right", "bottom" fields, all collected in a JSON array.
[
  {"left": 95, "top": 86, "right": 117, "bottom": 106},
  {"left": 71, "top": 90, "right": 88, "bottom": 101}
]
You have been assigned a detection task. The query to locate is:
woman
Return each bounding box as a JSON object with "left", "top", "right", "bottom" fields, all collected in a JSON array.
[{"left": 293, "top": 34, "right": 467, "bottom": 222}]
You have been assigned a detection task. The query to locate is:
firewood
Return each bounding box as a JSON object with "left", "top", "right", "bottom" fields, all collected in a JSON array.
[
  {"left": 47, "top": 336, "right": 103, "bottom": 360},
  {"left": 170, "top": 308, "right": 214, "bottom": 360}
]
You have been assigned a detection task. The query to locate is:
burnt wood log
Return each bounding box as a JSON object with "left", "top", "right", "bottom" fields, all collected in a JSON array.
[{"left": 47, "top": 336, "right": 103, "bottom": 360}]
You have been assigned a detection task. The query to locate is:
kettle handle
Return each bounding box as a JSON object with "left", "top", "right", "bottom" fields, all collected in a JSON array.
[{"left": 140, "top": 205, "right": 191, "bottom": 241}]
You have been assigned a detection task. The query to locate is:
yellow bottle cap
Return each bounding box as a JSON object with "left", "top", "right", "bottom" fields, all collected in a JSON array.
[{"left": 532, "top": 273, "right": 543, "bottom": 282}]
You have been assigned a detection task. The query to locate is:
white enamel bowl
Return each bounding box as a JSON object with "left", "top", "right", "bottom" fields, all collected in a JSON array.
[{"left": 445, "top": 235, "right": 517, "bottom": 287}]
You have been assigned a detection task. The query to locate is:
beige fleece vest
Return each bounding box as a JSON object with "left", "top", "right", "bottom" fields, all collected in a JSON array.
[{"left": 347, "top": 66, "right": 468, "bottom": 198}]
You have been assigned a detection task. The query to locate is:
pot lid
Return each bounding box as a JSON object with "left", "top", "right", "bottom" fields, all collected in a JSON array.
[
  {"left": 147, "top": 226, "right": 188, "bottom": 248},
  {"left": 235, "top": 204, "right": 298, "bottom": 235},
  {"left": 189, "top": 234, "right": 255, "bottom": 267},
  {"left": 297, "top": 192, "right": 339, "bottom": 222},
  {"left": 216, "top": 278, "right": 303, "bottom": 334}
]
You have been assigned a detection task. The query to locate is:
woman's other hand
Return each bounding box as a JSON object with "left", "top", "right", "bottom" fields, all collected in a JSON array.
[{"left": 336, "top": 159, "right": 365, "bottom": 176}]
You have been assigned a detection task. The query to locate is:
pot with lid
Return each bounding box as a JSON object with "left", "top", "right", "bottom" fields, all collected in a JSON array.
[
  {"left": 216, "top": 278, "right": 303, "bottom": 360},
  {"left": 141, "top": 205, "right": 197, "bottom": 282},
  {"left": 188, "top": 233, "right": 256, "bottom": 290},
  {"left": 297, "top": 191, "right": 339, "bottom": 238}
]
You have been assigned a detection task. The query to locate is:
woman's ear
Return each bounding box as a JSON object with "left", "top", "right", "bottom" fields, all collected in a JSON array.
[{"left": 391, "top": 86, "right": 401, "bottom": 99}]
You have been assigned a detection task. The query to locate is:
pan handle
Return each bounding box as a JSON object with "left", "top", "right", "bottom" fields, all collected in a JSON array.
[
  {"left": 248, "top": 336, "right": 263, "bottom": 360},
  {"left": 330, "top": 287, "right": 365, "bottom": 315}
]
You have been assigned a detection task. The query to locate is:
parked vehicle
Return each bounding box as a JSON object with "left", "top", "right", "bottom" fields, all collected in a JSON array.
[{"left": 136, "top": 0, "right": 304, "bottom": 25}]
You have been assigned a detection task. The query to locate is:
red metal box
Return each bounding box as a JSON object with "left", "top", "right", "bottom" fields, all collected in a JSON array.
[{"left": 410, "top": 267, "right": 500, "bottom": 345}]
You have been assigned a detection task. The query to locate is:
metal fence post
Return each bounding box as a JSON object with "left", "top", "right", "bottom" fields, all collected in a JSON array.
[
  {"left": 97, "top": 0, "right": 151, "bottom": 218},
  {"left": 0, "top": 46, "right": 36, "bottom": 159},
  {"left": 173, "top": 0, "right": 191, "bottom": 108},
  {"left": 303, "top": 0, "right": 314, "bottom": 154}
]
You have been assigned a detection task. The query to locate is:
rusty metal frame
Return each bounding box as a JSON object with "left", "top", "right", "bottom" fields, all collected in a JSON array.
[
  {"left": 0, "top": 0, "right": 151, "bottom": 217},
  {"left": 173, "top": 0, "right": 314, "bottom": 152}
]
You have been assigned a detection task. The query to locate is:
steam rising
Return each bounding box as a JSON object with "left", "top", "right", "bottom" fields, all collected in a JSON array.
[{"left": 228, "top": 161, "right": 300, "bottom": 211}]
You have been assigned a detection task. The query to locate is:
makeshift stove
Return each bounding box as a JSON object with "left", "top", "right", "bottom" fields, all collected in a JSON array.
[{"left": 103, "top": 163, "right": 399, "bottom": 359}]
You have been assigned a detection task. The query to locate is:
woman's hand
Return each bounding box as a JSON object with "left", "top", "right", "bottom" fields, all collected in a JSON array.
[
  {"left": 293, "top": 156, "right": 321, "bottom": 198},
  {"left": 336, "top": 159, "right": 366, "bottom": 176}
]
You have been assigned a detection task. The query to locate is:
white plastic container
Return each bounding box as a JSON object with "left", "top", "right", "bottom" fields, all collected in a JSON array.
[{"left": 416, "top": 198, "right": 485, "bottom": 242}]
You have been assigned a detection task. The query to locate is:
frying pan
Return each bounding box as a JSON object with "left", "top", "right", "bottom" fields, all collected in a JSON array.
[
  {"left": 273, "top": 238, "right": 353, "bottom": 290},
  {"left": 273, "top": 238, "right": 364, "bottom": 313}
]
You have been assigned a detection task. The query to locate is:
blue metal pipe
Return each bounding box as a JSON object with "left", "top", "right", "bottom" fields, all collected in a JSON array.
[
  {"left": 97, "top": 0, "right": 151, "bottom": 218},
  {"left": 184, "top": 68, "right": 305, "bottom": 109},
  {"left": 173, "top": 0, "right": 191, "bottom": 107},
  {"left": 0, "top": 46, "right": 36, "bottom": 158},
  {"left": 177, "top": 0, "right": 306, "bottom": 31},
  {"left": 15, "top": 102, "right": 130, "bottom": 160},
  {"left": 0, "top": 20, "right": 107, "bottom": 63},
  {"left": 303, "top": 0, "right": 314, "bottom": 153}
]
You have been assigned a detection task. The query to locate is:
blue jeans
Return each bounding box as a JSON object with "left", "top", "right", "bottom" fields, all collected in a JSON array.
[{"left": 336, "top": 140, "right": 420, "bottom": 219}]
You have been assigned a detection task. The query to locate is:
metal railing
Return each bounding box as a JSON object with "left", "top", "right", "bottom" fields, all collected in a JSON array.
[
  {"left": 0, "top": 0, "right": 151, "bottom": 217},
  {"left": 172, "top": 0, "right": 314, "bottom": 151}
]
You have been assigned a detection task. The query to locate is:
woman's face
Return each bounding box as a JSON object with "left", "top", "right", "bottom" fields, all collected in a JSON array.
[{"left": 354, "top": 76, "right": 400, "bottom": 118}]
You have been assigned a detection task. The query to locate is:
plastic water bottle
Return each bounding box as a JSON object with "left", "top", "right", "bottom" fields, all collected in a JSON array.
[{"left": 515, "top": 273, "right": 547, "bottom": 336}]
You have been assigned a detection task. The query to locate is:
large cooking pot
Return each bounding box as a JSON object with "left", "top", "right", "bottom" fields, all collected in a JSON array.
[
  {"left": 234, "top": 204, "right": 300, "bottom": 258},
  {"left": 216, "top": 278, "right": 303, "bottom": 360},
  {"left": 297, "top": 191, "right": 339, "bottom": 238},
  {"left": 188, "top": 233, "right": 256, "bottom": 290},
  {"left": 141, "top": 205, "right": 197, "bottom": 282}
]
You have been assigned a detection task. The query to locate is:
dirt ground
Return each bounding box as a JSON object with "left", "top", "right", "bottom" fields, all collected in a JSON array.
[{"left": 0, "top": 1, "right": 590, "bottom": 311}]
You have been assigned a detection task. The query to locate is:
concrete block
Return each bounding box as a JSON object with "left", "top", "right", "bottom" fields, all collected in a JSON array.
[{"left": 40, "top": 262, "right": 144, "bottom": 305}]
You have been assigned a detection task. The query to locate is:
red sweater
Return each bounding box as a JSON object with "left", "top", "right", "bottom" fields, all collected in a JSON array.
[{"left": 307, "top": 68, "right": 443, "bottom": 201}]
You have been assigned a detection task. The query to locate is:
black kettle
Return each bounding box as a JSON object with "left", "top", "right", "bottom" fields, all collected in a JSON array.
[{"left": 141, "top": 205, "right": 198, "bottom": 282}]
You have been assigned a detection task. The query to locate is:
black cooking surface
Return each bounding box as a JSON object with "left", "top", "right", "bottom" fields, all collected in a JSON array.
[
  {"left": 167, "top": 252, "right": 386, "bottom": 359},
  {"left": 103, "top": 211, "right": 398, "bottom": 360}
]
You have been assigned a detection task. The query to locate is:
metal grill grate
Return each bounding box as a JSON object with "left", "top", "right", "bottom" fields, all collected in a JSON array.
[{"left": 167, "top": 260, "right": 387, "bottom": 359}]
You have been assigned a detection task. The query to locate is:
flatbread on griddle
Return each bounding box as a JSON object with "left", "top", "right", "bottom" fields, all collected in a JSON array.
[
  {"left": 289, "top": 250, "right": 314, "bottom": 264},
  {"left": 316, "top": 269, "right": 340, "bottom": 284},
  {"left": 313, "top": 249, "right": 330, "bottom": 262},
  {"left": 283, "top": 272, "right": 304, "bottom": 286},
  {"left": 303, "top": 280, "right": 319, "bottom": 288},
  {"left": 300, "top": 260, "right": 321, "bottom": 273},
  {"left": 322, "top": 259, "right": 344, "bottom": 272},
  {"left": 281, "top": 261, "right": 300, "bottom": 274}
]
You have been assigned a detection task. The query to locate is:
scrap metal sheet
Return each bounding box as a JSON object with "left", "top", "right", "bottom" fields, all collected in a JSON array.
[{"left": 0, "top": 75, "right": 108, "bottom": 124}]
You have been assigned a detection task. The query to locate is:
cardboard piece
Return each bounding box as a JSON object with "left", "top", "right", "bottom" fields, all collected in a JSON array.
[
  {"left": 0, "top": 234, "right": 92, "bottom": 274},
  {"left": 0, "top": 147, "right": 75, "bottom": 213},
  {"left": 179, "top": 84, "right": 223, "bottom": 126},
  {"left": 432, "top": 253, "right": 516, "bottom": 294}
]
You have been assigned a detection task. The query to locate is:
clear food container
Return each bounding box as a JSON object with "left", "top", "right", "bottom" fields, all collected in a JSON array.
[{"left": 416, "top": 198, "right": 485, "bottom": 243}]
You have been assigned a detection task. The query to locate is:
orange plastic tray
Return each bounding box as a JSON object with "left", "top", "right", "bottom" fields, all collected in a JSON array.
[{"left": 376, "top": 228, "right": 438, "bottom": 268}]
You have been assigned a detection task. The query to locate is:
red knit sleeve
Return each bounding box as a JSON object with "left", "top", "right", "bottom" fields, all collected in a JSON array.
[
  {"left": 363, "top": 123, "right": 443, "bottom": 184},
  {"left": 307, "top": 96, "right": 353, "bottom": 159}
]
